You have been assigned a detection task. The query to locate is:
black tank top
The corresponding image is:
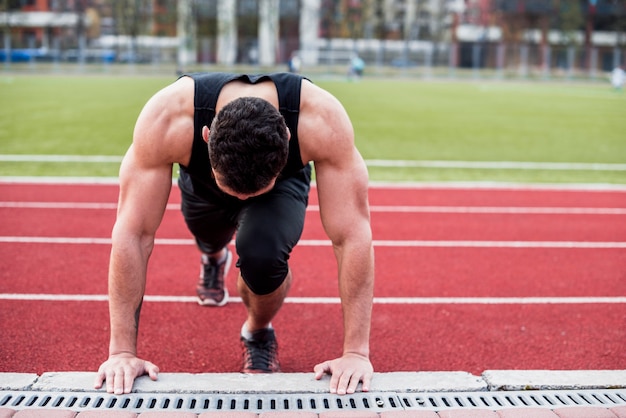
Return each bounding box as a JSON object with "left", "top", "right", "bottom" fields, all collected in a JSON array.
[{"left": 179, "top": 72, "right": 309, "bottom": 194}]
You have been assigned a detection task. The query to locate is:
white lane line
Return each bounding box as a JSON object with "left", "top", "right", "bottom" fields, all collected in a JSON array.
[
  {"left": 368, "top": 206, "right": 626, "bottom": 215},
  {"left": 2, "top": 177, "right": 626, "bottom": 191},
  {"left": 2, "top": 155, "right": 625, "bottom": 171},
  {"left": 0, "top": 202, "right": 119, "bottom": 209},
  {"left": 0, "top": 236, "right": 625, "bottom": 248},
  {"left": 0, "top": 237, "right": 114, "bottom": 244},
  {"left": 1, "top": 202, "right": 625, "bottom": 215},
  {"left": 0, "top": 155, "right": 123, "bottom": 163},
  {"left": 1, "top": 293, "right": 625, "bottom": 305},
  {"left": 365, "top": 159, "right": 626, "bottom": 171},
  {"left": 369, "top": 240, "right": 626, "bottom": 249}
]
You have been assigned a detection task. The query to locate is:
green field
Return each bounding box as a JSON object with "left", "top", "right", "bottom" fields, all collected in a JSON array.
[{"left": 1, "top": 73, "right": 624, "bottom": 183}]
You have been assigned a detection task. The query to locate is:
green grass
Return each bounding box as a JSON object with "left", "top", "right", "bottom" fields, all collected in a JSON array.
[
  {"left": 0, "top": 75, "right": 165, "bottom": 156},
  {"left": 1, "top": 73, "right": 625, "bottom": 183},
  {"left": 329, "top": 80, "right": 626, "bottom": 163}
]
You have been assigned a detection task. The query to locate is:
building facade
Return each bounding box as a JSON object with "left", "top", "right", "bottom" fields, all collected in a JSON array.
[{"left": 1, "top": 0, "right": 624, "bottom": 69}]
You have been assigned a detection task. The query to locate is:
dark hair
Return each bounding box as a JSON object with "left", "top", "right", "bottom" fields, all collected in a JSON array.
[{"left": 208, "top": 97, "right": 289, "bottom": 195}]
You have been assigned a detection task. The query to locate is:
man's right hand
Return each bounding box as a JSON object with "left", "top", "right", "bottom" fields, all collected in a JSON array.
[{"left": 94, "top": 353, "right": 159, "bottom": 394}]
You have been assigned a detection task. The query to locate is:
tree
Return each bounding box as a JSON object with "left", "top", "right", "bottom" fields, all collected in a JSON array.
[
  {"left": 609, "top": 0, "right": 626, "bottom": 49},
  {"left": 555, "top": 0, "right": 583, "bottom": 46},
  {"left": 111, "top": 0, "right": 152, "bottom": 62}
]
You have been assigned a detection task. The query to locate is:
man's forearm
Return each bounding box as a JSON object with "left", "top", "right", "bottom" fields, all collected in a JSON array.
[
  {"left": 337, "top": 242, "right": 375, "bottom": 357},
  {"left": 108, "top": 295, "right": 143, "bottom": 355},
  {"left": 107, "top": 240, "right": 150, "bottom": 355}
]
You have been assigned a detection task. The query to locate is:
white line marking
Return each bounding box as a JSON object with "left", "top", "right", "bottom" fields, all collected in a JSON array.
[
  {"left": 0, "top": 236, "right": 624, "bottom": 248},
  {"left": 2, "top": 154, "right": 625, "bottom": 171},
  {"left": 370, "top": 241, "right": 626, "bottom": 249},
  {"left": 0, "top": 176, "right": 122, "bottom": 184},
  {"left": 351, "top": 206, "right": 626, "bottom": 215},
  {"left": 2, "top": 177, "right": 626, "bottom": 191},
  {"left": 365, "top": 159, "right": 626, "bottom": 171},
  {"left": 0, "top": 237, "right": 115, "bottom": 244},
  {"left": 0, "top": 155, "right": 123, "bottom": 163},
  {"left": 1, "top": 202, "right": 625, "bottom": 215},
  {"left": 0, "top": 202, "right": 119, "bottom": 209},
  {"left": 367, "top": 181, "right": 626, "bottom": 191},
  {"left": 371, "top": 297, "right": 626, "bottom": 305},
  {"left": 1, "top": 293, "right": 625, "bottom": 305}
]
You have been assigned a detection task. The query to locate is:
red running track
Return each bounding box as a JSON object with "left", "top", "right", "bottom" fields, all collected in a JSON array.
[{"left": 0, "top": 181, "right": 625, "bottom": 376}]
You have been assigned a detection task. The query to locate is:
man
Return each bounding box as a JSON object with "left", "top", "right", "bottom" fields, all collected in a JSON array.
[
  {"left": 93, "top": 72, "right": 375, "bottom": 396},
  {"left": 611, "top": 65, "right": 625, "bottom": 91}
]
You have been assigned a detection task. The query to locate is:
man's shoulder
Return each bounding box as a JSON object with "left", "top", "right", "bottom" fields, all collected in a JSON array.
[
  {"left": 299, "top": 80, "right": 339, "bottom": 114},
  {"left": 181, "top": 71, "right": 238, "bottom": 79},
  {"left": 179, "top": 72, "right": 244, "bottom": 89},
  {"left": 297, "top": 82, "right": 353, "bottom": 164},
  {"left": 149, "top": 76, "right": 194, "bottom": 108}
]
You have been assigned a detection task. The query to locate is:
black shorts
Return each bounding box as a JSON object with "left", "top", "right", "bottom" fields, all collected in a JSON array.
[{"left": 178, "top": 165, "right": 311, "bottom": 295}]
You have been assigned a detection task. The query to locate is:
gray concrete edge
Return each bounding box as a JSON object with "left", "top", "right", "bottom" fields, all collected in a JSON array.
[{"left": 1, "top": 370, "right": 625, "bottom": 394}]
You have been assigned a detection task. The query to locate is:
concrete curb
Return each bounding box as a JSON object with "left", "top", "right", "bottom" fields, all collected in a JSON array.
[
  {"left": 483, "top": 370, "right": 626, "bottom": 391},
  {"left": 1, "top": 371, "right": 625, "bottom": 394}
]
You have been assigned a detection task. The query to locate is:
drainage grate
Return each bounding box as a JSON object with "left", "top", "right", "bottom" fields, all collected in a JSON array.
[
  {"left": 401, "top": 389, "right": 626, "bottom": 411},
  {"left": 1, "top": 389, "right": 625, "bottom": 413},
  {"left": 0, "top": 391, "right": 400, "bottom": 413}
]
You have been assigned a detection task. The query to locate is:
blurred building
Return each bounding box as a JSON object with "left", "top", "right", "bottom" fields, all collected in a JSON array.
[{"left": 1, "top": 0, "right": 624, "bottom": 69}]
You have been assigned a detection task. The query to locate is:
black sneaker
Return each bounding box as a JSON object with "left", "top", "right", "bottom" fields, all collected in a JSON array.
[
  {"left": 241, "top": 328, "right": 280, "bottom": 373},
  {"left": 196, "top": 249, "right": 231, "bottom": 307}
]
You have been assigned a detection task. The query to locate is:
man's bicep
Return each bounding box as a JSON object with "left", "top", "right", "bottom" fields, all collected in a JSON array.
[
  {"left": 315, "top": 154, "right": 370, "bottom": 243},
  {"left": 115, "top": 146, "right": 173, "bottom": 237}
]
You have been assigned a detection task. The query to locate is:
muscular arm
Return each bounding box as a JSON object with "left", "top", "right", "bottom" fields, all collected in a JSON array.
[
  {"left": 300, "top": 82, "right": 375, "bottom": 394},
  {"left": 107, "top": 145, "right": 173, "bottom": 358},
  {"left": 317, "top": 145, "right": 373, "bottom": 358},
  {"left": 95, "top": 78, "right": 194, "bottom": 394}
]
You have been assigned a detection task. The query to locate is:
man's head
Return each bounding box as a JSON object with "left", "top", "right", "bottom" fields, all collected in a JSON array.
[{"left": 208, "top": 97, "right": 289, "bottom": 198}]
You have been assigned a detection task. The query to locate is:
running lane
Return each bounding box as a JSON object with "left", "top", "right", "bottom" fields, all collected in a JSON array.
[{"left": 0, "top": 181, "right": 624, "bottom": 376}]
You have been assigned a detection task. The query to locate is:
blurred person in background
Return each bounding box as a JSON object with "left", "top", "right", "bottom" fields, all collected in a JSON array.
[
  {"left": 348, "top": 53, "right": 365, "bottom": 81},
  {"left": 611, "top": 65, "right": 625, "bottom": 92}
]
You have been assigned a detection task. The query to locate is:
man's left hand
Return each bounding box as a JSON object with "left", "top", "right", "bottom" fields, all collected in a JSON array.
[{"left": 313, "top": 353, "right": 373, "bottom": 395}]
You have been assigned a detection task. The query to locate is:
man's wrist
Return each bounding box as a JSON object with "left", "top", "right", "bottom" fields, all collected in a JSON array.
[{"left": 343, "top": 349, "right": 370, "bottom": 359}]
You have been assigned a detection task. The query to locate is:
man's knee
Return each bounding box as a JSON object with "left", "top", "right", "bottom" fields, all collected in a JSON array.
[{"left": 236, "top": 241, "right": 289, "bottom": 295}]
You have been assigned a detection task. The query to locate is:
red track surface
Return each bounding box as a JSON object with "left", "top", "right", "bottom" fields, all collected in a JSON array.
[{"left": 1, "top": 182, "right": 625, "bottom": 377}]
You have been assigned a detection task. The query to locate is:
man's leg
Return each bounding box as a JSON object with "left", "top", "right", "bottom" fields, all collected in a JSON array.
[
  {"left": 237, "top": 269, "right": 292, "bottom": 332},
  {"left": 237, "top": 270, "right": 291, "bottom": 373},
  {"left": 178, "top": 170, "right": 241, "bottom": 306},
  {"left": 235, "top": 194, "right": 301, "bottom": 373},
  {"left": 235, "top": 168, "right": 311, "bottom": 373},
  {"left": 196, "top": 248, "right": 232, "bottom": 306}
]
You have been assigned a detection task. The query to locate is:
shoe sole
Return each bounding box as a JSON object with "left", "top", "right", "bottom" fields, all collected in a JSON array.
[
  {"left": 197, "top": 250, "right": 232, "bottom": 307},
  {"left": 198, "top": 288, "right": 229, "bottom": 307},
  {"left": 241, "top": 367, "right": 279, "bottom": 374}
]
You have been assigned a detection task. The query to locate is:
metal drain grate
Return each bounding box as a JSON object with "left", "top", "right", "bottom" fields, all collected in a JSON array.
[
  {"left": 0, "top": 391, "right": 399, "bottom": 413},
  {"left": 1, "top": 389, "right": 625, "bottom": 413},
  {"left": 401, "top": 389, "right": 626, "bottom": 411}
]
